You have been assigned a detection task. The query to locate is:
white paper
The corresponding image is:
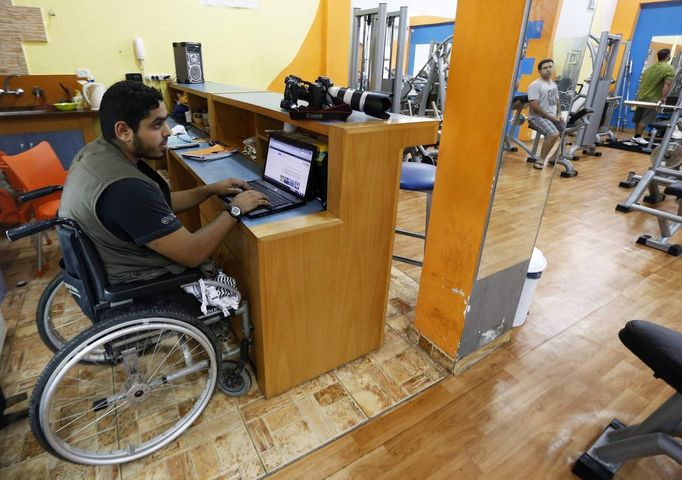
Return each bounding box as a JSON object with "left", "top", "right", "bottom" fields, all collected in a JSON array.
[{"left": 201, "top": 0, "right": 259, "bottom": 8}]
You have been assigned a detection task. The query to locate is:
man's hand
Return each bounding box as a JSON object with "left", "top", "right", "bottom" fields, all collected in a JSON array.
[
  {"left": 230, "top": 190, "right": 270, "bottom": 213},
  {"left": 554, "top": 114, "right": 562, "bottom": 122},
  {"left": 209, "top": 177, "right": 252, "bottom": 197}
]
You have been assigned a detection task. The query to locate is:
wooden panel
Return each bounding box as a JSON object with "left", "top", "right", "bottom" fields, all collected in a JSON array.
[
  {"left": 414, "top": 0, "right": 528, "bottom": 359},
  {"left": 170, "top": 90, "right": 437, "bottom": 397},
  {"left": 211, "top": 101, "right": 256, "bottom": 147}
]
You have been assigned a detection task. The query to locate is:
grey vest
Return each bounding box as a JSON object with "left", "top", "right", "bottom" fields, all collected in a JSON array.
[{"left": 60, "top": 138, "right": 185, "bottom": 284}]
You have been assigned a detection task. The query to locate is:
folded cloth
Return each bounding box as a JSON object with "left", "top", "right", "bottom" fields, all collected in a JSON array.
[{"left": 183, "top": 270, "right": 240, "bottom": 315}]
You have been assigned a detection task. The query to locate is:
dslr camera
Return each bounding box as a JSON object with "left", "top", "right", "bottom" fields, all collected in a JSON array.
[{"left": 281, "top": 75, "right": 392, "bottom": 120}]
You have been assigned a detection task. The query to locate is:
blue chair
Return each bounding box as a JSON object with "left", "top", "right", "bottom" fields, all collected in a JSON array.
[{"left": 393, "top": 162, "right": 436, "bottom": 267}]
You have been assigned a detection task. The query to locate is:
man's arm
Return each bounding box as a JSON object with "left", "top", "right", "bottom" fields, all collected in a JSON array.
[
  {"left": 660, "top": 78, "right": 673, "bottom": 102},
  {"left": 148, "top": 189, "right": 268, "bottom": 267},
  {"left": 529, "top": 100, "right": 560, "bottom": 121},
  {"left": 170, "top": 177, "right": 251, "bottom": 213}
]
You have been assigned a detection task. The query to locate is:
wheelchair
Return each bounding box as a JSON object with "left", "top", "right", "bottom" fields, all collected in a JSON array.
[{"left": 6, "top": 214, "right": 254, "bottom": 466}]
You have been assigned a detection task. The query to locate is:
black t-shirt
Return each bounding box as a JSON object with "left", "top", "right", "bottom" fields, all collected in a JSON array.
[{"left": 96, "top": 161, "right": 182, "bottom": 246}]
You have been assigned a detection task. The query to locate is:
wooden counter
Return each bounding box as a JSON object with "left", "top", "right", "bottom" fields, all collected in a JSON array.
[{"left": 169, "top": 91, "right": 438, "bottom": 397}]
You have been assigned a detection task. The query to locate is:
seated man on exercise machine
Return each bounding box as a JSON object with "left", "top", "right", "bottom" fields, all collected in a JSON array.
[
  {"left": 60, "top": 81, "right": 271, "bottom": 285},
  {"left": 527, "top": 58, "right": 565, "bottom": 169}
]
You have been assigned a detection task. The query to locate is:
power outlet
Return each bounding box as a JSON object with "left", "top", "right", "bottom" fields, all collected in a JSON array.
[
  {"left": 146, "top": 74, "right": 172, "bottom": 81},
  {"left": 76, "top": 68, "right": 92, "bottom": 78}
]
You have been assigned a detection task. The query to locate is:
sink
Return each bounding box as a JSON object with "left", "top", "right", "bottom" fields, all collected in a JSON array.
[{"left": 0, "top": 106, "right": 51, "bottom": 116}]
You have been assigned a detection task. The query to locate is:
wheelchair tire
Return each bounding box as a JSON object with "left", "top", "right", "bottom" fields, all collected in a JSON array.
[
  {"left": 36, "top": 272, "right": 104, "bottom": 363},
  {"left": 30, "top": 308, "right": 220, "bottom": 465},
  {"left": 217, "top": 360, "right": 252, "bottom": 397}
]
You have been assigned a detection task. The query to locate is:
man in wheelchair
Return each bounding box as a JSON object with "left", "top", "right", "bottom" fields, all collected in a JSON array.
[
  {"left": 5, "top": 81, "right": 268, "bottom": 466},
  {"left": 61, "top": 80, "right": 270, "bottom": 285}
]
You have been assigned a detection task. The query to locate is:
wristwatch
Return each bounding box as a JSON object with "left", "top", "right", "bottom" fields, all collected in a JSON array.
[{"left": 227, "top": 203, "right": 242, "bottom": 220}]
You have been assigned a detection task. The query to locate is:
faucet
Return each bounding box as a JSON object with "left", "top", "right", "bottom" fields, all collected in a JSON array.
[{"left": 0, "top": 75, "right": 25, "bottom": 97}]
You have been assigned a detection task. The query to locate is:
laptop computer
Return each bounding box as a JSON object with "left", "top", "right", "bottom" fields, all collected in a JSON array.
[{"left": 240, "top": 134, "right": 318, "bottom": 218}]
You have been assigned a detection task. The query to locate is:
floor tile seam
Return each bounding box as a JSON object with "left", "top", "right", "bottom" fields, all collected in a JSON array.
[{"left": 227, "top": 392, "right": 267, "bottom": 476}]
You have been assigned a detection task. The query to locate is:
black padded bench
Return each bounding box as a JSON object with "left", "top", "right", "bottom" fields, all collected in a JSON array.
[{"left": 573, "top": 320, "right": 682, "bottom": 479}]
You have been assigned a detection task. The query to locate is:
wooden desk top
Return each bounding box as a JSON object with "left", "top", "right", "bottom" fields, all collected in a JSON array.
[
  {"left": 212, "top": 91, "right": 439, "bottom": 136},
  {"left": 169, "top": 82, "right": 258, "bottom": 98}
]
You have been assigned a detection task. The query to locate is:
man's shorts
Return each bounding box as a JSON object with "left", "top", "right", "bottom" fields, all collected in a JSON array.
[
  {"left": 528, "top": 116, "right": 565, "bottom": 137},
  {"left": 632, "top": 107, "right": 658, "bottom": 126}
]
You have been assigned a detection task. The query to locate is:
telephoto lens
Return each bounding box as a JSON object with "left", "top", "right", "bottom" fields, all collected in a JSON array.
[{"left": 328, "top": 86, "right": 392, "bottom": 119}]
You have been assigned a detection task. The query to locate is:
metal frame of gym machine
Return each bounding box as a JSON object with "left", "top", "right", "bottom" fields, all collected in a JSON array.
[
  {"left": 349, "top": 3, "right": 408, "bottom": 114},
  {"left": 616, "top": 93, "right": 682, "bottom": 256},
  {"left": 349, "top": 4, "right": 449, "bottom": 165},
  {"left": 565, "top": 31, "right": 627, "bottom": 160}
]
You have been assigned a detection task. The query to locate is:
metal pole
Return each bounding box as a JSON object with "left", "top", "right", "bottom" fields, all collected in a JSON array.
[
  {"left": 391, "top": 6, "right": 408, "bottom": 113},
  {"left": 370, "top": 3, "right": 388, "bottom": 91},
  {"left": 348, "top": 8, "right": 361, "bottom": 88}
]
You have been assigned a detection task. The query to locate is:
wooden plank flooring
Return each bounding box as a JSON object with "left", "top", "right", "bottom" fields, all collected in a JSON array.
[{"left": 275, "top": 146, "right": 682, "bottom": 478}]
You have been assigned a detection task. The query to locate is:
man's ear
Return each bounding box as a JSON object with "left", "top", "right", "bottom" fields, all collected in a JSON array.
[{"left": 114, "top": 121, "right": 133, "bottom": 143}]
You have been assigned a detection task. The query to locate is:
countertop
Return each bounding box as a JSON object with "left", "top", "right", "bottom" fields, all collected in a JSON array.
[{"left": 0, "top": 106, "right": 99, "bottom": 120}]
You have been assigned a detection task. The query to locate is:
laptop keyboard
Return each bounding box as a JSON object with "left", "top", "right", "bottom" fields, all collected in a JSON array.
[{"left": 248, "top": 181, "right": 290, "bottom": 207}]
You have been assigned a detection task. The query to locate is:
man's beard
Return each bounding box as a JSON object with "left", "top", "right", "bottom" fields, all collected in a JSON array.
[{"left": 132, "top": 134, "right": 165, "bottom": 159}]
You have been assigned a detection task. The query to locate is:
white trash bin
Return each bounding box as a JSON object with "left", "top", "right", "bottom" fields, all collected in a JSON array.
[{"left": 512, "top": 247, "right": 547, "bottom": 327}]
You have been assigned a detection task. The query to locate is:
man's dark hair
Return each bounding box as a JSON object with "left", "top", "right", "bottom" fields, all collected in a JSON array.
[
  {"left": 538, "top": 59, "right": 554, "bottom": 71},
  {"left": 99, "top": 81, "right": 164, "bottom": 141},
  {"left": 657, "top": 48, "right": 671, "bottom": 62}
]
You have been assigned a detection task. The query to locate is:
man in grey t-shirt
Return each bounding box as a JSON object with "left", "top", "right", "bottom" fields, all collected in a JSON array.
[{"left": 527, "top": 59, "right": 565, "bottom": 169}]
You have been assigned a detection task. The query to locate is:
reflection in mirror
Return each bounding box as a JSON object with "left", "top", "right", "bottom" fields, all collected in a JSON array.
[
  {"left": 476, "top": 0, "right": 595, "bottom": 281},
  {"left": 643, "top": 36, "right": 682, "bottom": 101},
  {"left": 643, "top": 35, "right": 682, "bottom": 70}
]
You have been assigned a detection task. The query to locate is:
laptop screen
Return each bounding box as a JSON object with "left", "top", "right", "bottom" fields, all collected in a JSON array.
[{"left": 263, "top": 136, "right": 315, "bottom": 198}]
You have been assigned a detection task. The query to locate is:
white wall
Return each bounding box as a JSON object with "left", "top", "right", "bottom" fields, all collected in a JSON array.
[{"left": 351, "top": 0, "right": 457, "bottom": 20}]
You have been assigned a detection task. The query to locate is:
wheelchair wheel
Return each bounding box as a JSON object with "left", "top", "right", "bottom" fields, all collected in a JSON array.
[
  {"left": 217, "top": 360, "right": 252, "bottom": 397},
  {"left": 36, "top": 272, "right": 105, "bottom": 363},
  {"left": 29, "top": 308, "right": 219, "bottom": 465}
]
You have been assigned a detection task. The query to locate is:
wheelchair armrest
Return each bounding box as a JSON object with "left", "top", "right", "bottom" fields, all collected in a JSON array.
[
  {"left": 6, "top": 217, "right": 78, "bottom": 242},
  {"left": 102, "top": 269, "right": 204, "bottom": 303},
  {"left": 17, "top": 185, "right": 63, "bottom": 203}
]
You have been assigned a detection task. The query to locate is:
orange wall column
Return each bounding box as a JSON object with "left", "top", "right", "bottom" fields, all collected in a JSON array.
[
  {"left": 413, "top": 0, "right": 529, "bottom": 359},
  {"left": 268, "top": 0, "right": 350, "bottom": 92}
]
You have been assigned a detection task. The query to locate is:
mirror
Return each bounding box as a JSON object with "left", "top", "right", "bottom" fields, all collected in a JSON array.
[
  {"left": 476, "top": 0, "right": 595, "bottom": 280},
  {"left": 457, "top": 0, "right": 596, "bottom": 358}
]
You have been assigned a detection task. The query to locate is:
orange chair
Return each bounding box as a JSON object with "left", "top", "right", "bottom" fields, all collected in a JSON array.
[
  {"left": 1, "top": 142, "right": 67, "bottom": 274},
  {"left": 0, "top": 150, "right": 32, "bottom": 226}
]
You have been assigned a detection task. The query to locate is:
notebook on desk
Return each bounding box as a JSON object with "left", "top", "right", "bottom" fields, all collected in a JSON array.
[{"left": 238, "top": 134, "right": 317, "bottom": 218}]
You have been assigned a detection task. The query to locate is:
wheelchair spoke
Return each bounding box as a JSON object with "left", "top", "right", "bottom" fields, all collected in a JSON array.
[
  {"left": 144, "top": 334, "right": 189, "bottom": 383},
  {"left": 145, "top": 343, "right": 206, "bottom": 379}
]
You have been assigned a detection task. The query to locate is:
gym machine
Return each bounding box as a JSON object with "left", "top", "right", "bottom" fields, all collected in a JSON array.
[
  {"left": 616, "top": 95, "right": 682, "bottom": 256},
  {"left": 401, "top": 35, "right": 453, "bottom": 119},
  {"left": 349, "top": 3, "right": 408, "bottom": 114},
  {"left": 565, "top": 32, "right": 625, "bottom": 159}
]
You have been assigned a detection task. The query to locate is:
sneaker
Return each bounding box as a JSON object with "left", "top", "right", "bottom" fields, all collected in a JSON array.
[
  {"left": 533, "top": 161, "right": 545, "bottom": 170},
  {"left": 631, "top": 136, "right": 649, "bottom": 145}
]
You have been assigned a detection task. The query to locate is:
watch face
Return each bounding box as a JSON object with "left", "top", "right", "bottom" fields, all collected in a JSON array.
[{"left": 230, "top": 205, "right": 242, "bottom": 217}]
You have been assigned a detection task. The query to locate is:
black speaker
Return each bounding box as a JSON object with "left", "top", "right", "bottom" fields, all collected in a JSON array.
[{"left": 172, "top": 42, "right": 204, "bottom": 84}]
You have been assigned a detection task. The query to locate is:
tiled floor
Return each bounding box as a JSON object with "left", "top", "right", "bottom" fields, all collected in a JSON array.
[{"left": 0, "top": 232, "right": 445, "bottom": 479}]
